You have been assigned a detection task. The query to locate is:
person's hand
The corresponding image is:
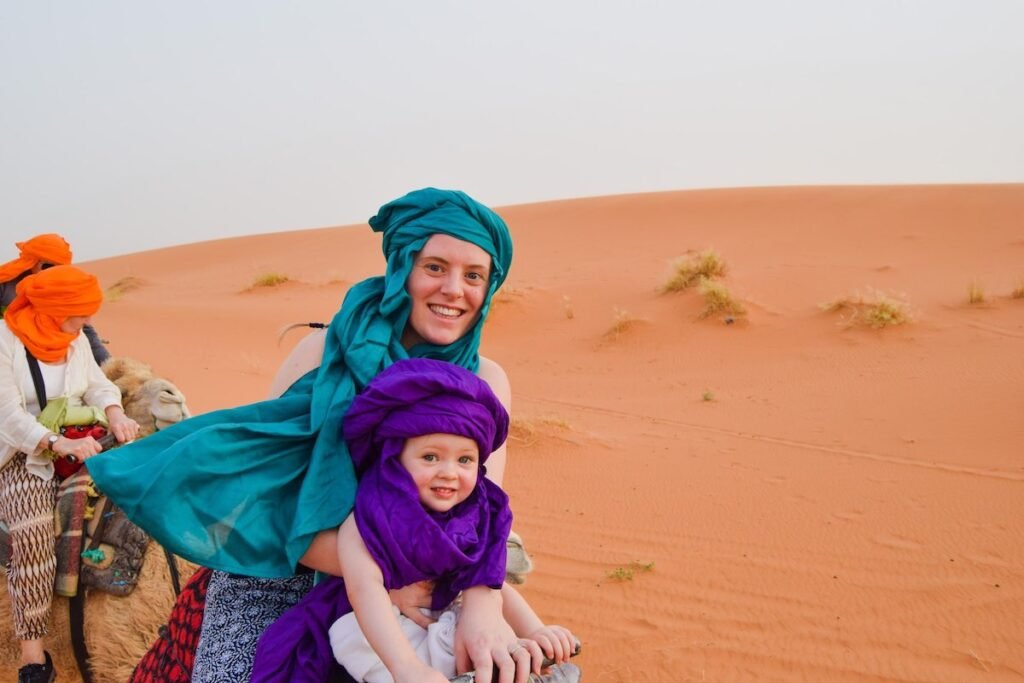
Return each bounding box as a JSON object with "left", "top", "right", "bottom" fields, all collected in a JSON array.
[
  {"left": 389, "top": 580, "right": 435, "bottom": 629},
  {"left": 525, "top": 625, "right": 577, "bottom": 668},
  {"left": 455, "top": 587, "right": 526, "bottom": 683},
  {"left": 506, "top": 637, "right": 544, "bottom": 677},
  {"left": 52, "top": 435, "right": 103, "bottom": 461},
  {"left": 107, "top": 410, "right": 140, "bottom": 444}
]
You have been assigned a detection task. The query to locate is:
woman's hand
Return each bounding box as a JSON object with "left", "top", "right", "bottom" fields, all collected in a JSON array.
[
  {"left": 389, "top": 580, "right": 435, "bottom": 629},
  {"left": 525, "top": 625, "right": 577, "bottom": 667},
  {"left": 105, "top": 406, "right": 140, "bottom": 444},
  {"left": 52, "top": 435, "right": 103, "bottom": 461},
  {"left": 455, "top": 586, "right": 527, "bottom": 683}
]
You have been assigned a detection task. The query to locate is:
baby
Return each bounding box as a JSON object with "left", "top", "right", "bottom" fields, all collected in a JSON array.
[{"left": 251, "top": 358, "right": 578, "bottom": 683}]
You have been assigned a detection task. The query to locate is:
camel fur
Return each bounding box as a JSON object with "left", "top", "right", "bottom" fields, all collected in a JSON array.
[{"left": 0, "top": 358, "right": 195, "bottom": 682}]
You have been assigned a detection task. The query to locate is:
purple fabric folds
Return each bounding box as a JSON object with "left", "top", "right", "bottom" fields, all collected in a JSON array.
[{"left": 251, "top": 359, "right": 513, "bottom": 682}]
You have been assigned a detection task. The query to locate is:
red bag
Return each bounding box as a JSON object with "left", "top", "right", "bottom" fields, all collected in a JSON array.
[
  {"left": 131, "top": 567, "right": 213, "bottom": 683},
  {"left": 55, "top": 424, "right": 107, "bottom": 479}
]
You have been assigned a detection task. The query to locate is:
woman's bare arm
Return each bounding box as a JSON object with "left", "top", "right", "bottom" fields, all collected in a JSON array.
[{"left": 477, "top": 355, "right": 510, "bottom": 487}]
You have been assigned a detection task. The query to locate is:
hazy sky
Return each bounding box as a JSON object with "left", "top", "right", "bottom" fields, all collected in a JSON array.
[{"left": 2, "top": 1, "right": 1022, "bottom": 261}]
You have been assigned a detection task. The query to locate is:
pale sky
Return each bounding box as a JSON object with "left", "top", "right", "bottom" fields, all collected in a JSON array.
[{"left": 2, "top": 1, "right": 1022, "bottom": 262}]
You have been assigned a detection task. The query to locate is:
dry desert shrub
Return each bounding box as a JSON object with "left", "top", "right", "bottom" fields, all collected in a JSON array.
[
  {"left": 603, "top": 306, "right": 636, "bottom": 338},
  {"left": 605, "top": 560, "right": 655, "bottom": 582},
  {"left": 967, "top": 281, "right": 985, "bottom": 304},
  {"left": 250, "top": 271, "right": 290, "bottom": 289},
  {"left": 662, "top": 249, "right": 727, "bottom": 292},
  {"left": 105, "top": 276, "right": 145, "bottom": 302},
  {"left": 509, "top": 414, "right": 572, "bottom": 446},
  {"left": 698, "top": 277, "right": 746, "bottom": 319},
  {"left": 821, "top": 289, "right": 911, "bottom": 328},
  {"left": 562, "top": 295, "right": 575, "bottom": 320},
  {"left": 1012, "top": 282, "right": 1024, "bottom": 299}
]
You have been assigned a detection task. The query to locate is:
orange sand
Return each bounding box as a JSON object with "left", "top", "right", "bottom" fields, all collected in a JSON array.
[{"left": 28, "top": 185, "right": 1024, "bottom": 681}]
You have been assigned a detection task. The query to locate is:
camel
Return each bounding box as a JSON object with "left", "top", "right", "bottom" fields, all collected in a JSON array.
[
  {"left": 0, "top": 358, "right": 195, "bottom": 683},
  {"left": 101, "top": 357, "right": 191, "bottom": 433}
]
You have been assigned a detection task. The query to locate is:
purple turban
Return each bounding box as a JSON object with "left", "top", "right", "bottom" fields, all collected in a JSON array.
[
  {"left": 252, "top": 358, "right": 513, "bottom": 683},
  {"left": 343, "top": 357, "right": 510, "bottom": 476}
]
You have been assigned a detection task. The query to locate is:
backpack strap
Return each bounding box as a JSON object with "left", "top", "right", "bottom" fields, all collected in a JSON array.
[{"left": 24, "top": 349, "right": 47, "bottom": 412}]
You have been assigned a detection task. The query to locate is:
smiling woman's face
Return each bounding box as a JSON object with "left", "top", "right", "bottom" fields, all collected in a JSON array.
[{"left": 401, "top": 234, "right": 492, "bottom": 349}]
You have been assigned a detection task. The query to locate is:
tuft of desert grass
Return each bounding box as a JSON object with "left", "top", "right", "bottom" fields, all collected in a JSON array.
[
  {"left": 250, "top": 272, "right": 290, "bottom": 289},
  {"left": 662, "top": 249, "right": 727, "bottom": 293},
  {"left": 562, "top": 295, "right": 575, "bottom": 320},
  {"left": 509, "top": 414, "right": 572, "bottom": 446},
  {"left": 702, "top": 390, "right": 715, "bottom": 402},
  {"left": 821, "top": 289, "right": 911, "bottom": 328},
  {"left": 105, "top": 276, "right": 145, "bottom": 302},
  {"left": 603, "top": 306, "right": 636, "bottom": 339},
  {"left": 605, "top": 560, "right": 655, "bottom": 582},
  {"left": 967, "top": 281, "right": 985, "bottom": 305},
  {"left": 698, "top": 277, "right": 746, "bottom": 319},
  {"left": 1012, "top": 282, "right": 1024, "bottom": 299}
]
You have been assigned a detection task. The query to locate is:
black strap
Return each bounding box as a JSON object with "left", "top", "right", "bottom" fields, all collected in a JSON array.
[
  {"left": 164, "top": 547, "right": 182, "bottom": 597},
  {"left": 69, "top": 590, "right": 95, "bottom": 683},
  {"left": 24, "top": 349, "right": 47, "bottom": 412}
]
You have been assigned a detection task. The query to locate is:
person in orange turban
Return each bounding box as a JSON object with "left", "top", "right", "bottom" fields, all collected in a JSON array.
[
  {"left": 0, "top": 234, "right": 109, "bottom": 364},
  {"left": 0, "top": 265, "right": 138, "bottom": 680}
]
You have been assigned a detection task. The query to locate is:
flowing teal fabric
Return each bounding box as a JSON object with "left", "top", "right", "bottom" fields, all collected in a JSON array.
[{"left": 87, "top": 188, "right": 512, "bottom": 578}]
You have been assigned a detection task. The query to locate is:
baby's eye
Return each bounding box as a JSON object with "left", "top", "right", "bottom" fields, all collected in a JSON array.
[
  {"left": 422, "top": 453, "right": 438, "bottom": 462},
  {"left": 458, "top": 455, "right": 476, "bottom": 465}
]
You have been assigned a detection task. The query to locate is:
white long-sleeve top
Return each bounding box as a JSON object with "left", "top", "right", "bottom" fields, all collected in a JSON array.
[{"left": 0, "top": 322, "right": 122, "bottom": 480}]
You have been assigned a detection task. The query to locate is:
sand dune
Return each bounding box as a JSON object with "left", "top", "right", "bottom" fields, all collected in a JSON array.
[{"left": 11, "top": 185, "right": 1023, "bottom": 682}]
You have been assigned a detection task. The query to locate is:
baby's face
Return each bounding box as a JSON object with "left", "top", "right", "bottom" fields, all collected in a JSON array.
[{"left": 399, "top": 432, "right": 480, "bottom": 513}]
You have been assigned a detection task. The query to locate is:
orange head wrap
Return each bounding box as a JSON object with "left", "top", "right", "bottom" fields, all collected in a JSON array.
[
  {"left": 0, "top": 233, "right": 73, "bottom": 283},
  {"left": 3, "top": 265, "right": 103, "bottom": 362}
]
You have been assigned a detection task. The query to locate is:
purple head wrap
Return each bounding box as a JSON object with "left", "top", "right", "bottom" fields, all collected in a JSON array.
[
  {"left": 344, "top": 357, "right": 510, "bottom": 475},
  {"left": 252, "top": 358, "right": 513, "bottom": 683}
]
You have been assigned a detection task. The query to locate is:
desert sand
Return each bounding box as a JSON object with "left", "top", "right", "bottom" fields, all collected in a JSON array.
[{"left": 12, "top": 184, "right": 1024, "bottom": 681}]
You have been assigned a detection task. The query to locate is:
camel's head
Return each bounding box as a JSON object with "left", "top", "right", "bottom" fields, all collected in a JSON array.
[
  {"left": 102, "top": 357, "right": 191, "bottom": 438},
  {"left": 142, "top": 378, "right": 191, "bottom": 433}
]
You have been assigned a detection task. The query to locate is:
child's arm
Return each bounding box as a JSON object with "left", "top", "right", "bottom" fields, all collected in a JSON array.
[
  {"left": 337, "top": 516, "right": 449, "bottom": 683},
  {"left": 500, "top": 583, "right": 577, "bottom": 669}
]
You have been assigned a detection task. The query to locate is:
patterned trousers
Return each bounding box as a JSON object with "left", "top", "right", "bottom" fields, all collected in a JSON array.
[
  {"left": 191, "top": 571, "right": 314, "bottom": 683},
  {"left": 0, "top": 453, "right": 58, "bottom": 640}
]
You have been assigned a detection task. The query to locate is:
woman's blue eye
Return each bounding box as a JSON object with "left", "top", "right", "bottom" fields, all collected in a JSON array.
[{"left": 425, "top": 263, "right": 443, "bottom": 273}]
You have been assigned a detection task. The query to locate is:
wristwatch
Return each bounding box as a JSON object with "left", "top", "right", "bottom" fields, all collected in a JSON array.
[{"left": 46, "top": 433, "right": 60, "bottom": 450}]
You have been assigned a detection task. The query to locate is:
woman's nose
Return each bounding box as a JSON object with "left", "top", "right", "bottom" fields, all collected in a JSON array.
[{"left": 439, "top": 273, "right": 463, "bottom": 298}]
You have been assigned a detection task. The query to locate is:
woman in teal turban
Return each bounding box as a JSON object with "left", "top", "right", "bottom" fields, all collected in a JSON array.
[{"left": 87, "top": 188, "right": 524, "bottom": 683}]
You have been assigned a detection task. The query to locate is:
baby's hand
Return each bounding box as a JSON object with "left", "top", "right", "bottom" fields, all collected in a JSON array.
[{"left": 525, "top": 625, "right": 577, "bottom": 666}]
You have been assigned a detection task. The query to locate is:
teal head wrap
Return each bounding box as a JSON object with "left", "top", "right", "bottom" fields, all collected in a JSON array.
[{"left": 88, "top": 188, "right": 512, "bottom": 577}]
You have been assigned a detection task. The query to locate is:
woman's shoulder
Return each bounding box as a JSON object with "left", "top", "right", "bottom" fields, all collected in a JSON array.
[
  {"left": 0, "top": 322, "right": 18, "bottom": 348},
  {"left": 477, "top": 356, "right": 510, "bottom": 407},
  {"left": 268, "top": 328, "right": 327, "bottom": 398}
]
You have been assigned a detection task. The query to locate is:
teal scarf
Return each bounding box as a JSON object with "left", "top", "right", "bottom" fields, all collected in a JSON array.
[{"left": 87, "top": 188, "right": 512, "bottom": 578}]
